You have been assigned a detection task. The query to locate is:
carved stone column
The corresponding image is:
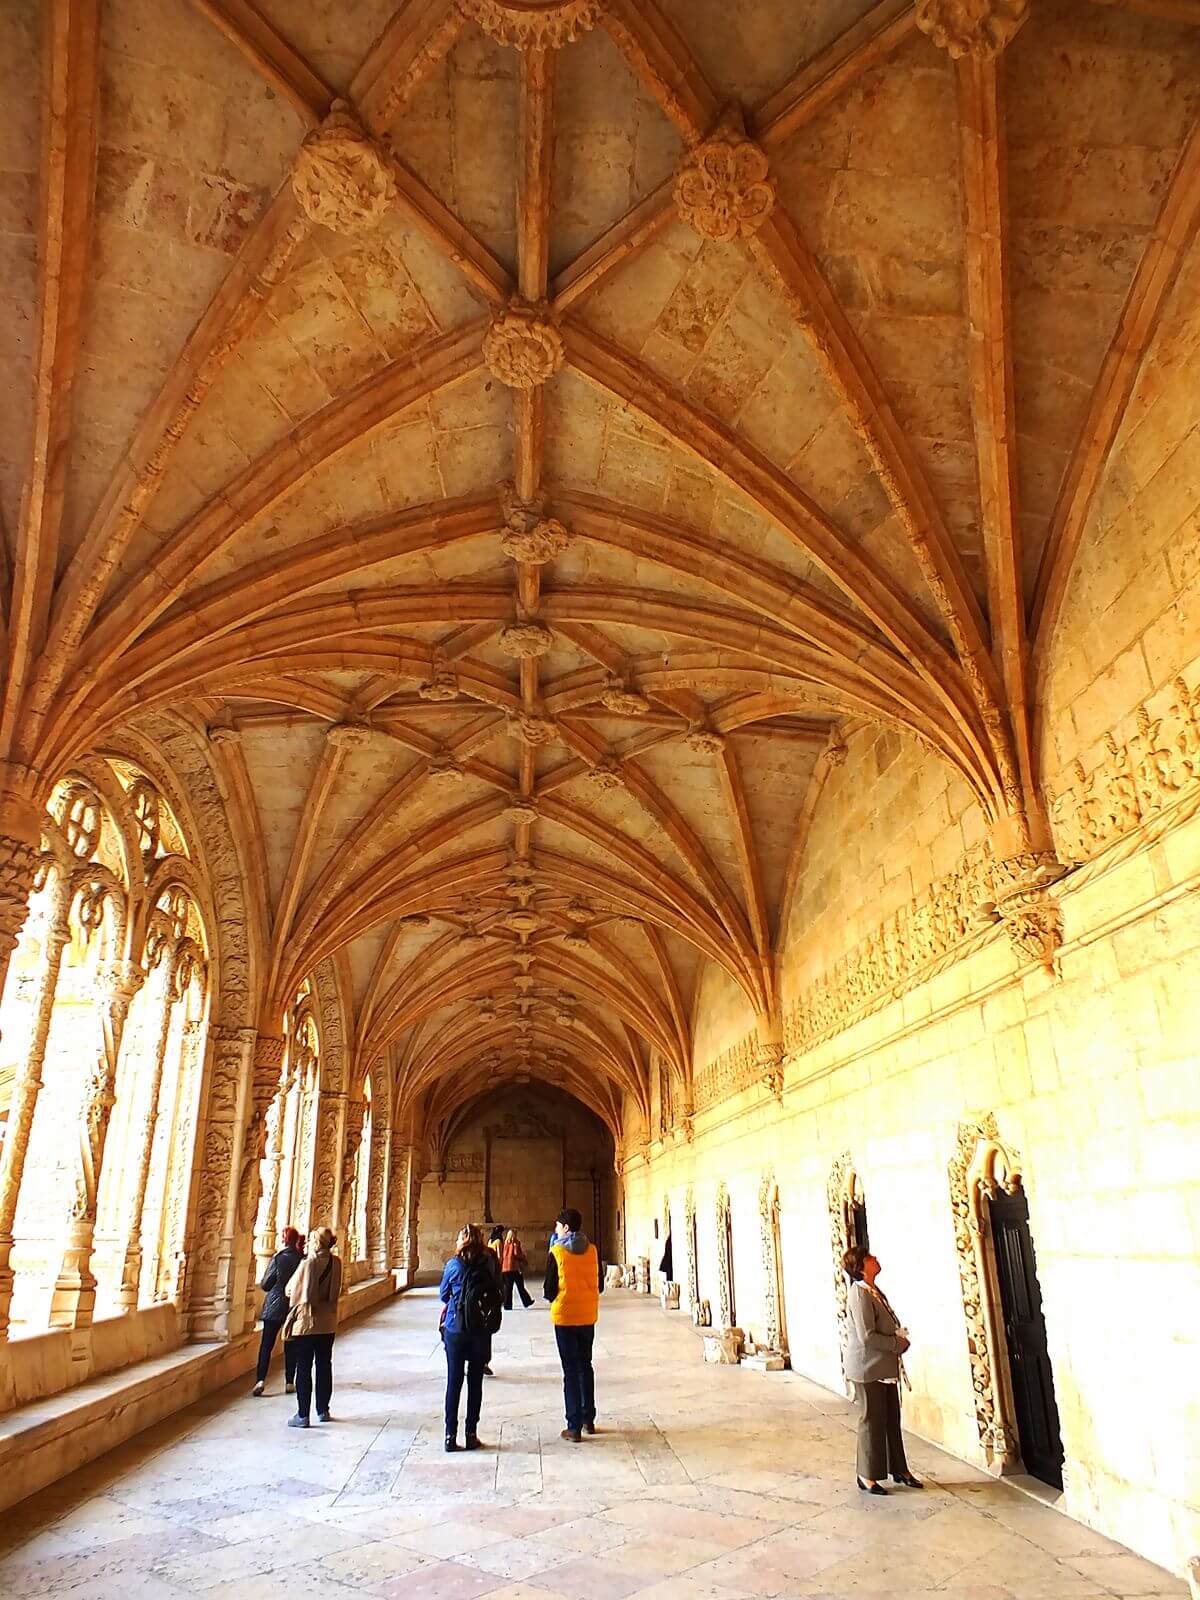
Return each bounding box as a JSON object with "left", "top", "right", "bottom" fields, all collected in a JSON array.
[
  {"left": 255, "top": 1061, "right": 296, "bottom": 1276},
  {"left": 186, "top": 1025, "right": 256, "bottom": 1341},
  {"left": 114, "top": 949, "right": 180, "bottom": 1310},
  {"left": 341, "top": 1099, "right": 367, "bottom": 1262},
  {"left": 49, "top": 959, "right": 146, "bottom": 1330},
  {"left": 238, "top": 1035, "right": 286, "bottom": 1324},
  {"left": 406, "top": 1157, "right": 423, "bottom": 1277},
  {"left": 0, "top": 789, "right": 44, "bottom": 1008},
  {"left": 156, "top": 1016, "right": 204, "bottom": 1305},
  {"left": 0, "top": 869, "right": 71, "bottom": 1339},
  {"left": 387, "top": 1135, "right": 412, "bottom": 1272},
  {"left": 309, "top": 1090, "right": 345, "bottom": 1232},
  {"left": 366, "top": 1114, "right": 389, "bottom": 1275}
]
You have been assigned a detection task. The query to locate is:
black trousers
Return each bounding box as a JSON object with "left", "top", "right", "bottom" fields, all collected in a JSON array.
[
  {"left": 256, "top": 1318, "right": 298, "bottom": 1384},
  {"left": 554, "top": 1323, "right": 596, "bottom": 1432},
  {"left": 291, "top": 1333, "right": 335, "bottom": 1419},
  {"left": 502, "top": 1270, "right": 533, "bottom": 1309},
  {"left": 444, "top": 1329, "right": 488, "bottom": 1436},
  {"left": 854, "top": 1381, "right": 909, "bottom": 1480}
]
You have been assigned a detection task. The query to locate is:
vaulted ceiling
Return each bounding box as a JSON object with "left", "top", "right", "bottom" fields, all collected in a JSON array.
[{"left": 3, "top": 0, "right": 1198, "bottom": 1141}]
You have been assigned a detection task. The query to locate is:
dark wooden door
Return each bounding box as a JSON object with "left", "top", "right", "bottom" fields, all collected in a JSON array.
[{"left": 989, "top": 1188, "right": 1064, "bottom": 1489}]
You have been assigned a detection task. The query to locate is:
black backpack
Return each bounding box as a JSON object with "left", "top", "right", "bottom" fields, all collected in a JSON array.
[{"left": 460, "top": 1258, "right": 503, "bottom": 1335}]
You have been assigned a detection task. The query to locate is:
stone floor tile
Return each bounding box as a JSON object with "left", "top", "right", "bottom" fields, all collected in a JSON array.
[
  {"left": 524, "top": 1552, "right": 668, "bottom": 1598},
  {"left": 375, "top": 1559, "right": 504, "bottom": 1599},
  {"left": 1067, "top": 1552, "right": 1191, "bottom": 1594}
]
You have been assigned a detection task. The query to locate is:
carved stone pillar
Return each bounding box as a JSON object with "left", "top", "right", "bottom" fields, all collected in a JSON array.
[
  {"left": 49, "top": 959, "right": 146, "bottom": 1330},
  {"left": 156, "top": 1016, "right": 204, "bottom": 1305},
  {"left": 406, "top": 1158, "right": 423, "bottom": 1276},
  {"left": 341, "top": 1099, "right": 367, "bottom": 1262},
  {"left": 186, "top": 1025, "right": 256, "bottom": 1341},
  {"left": 366, "top": 1115, "right": 389, "bottom": 1274},
  {"left": 0, "top": 870, "right": 71, "bottom": 1340},
  {"left": 255, "top": 1062, "right": 296, "bottom": 1275},
  {"left": 115, "top": 949, "right": 180, "bottom": 1310},
  {"left": 387, "top": 1135, "right": 412, "bottom": 1272},
  {"left": 238, "top": 1035, "right": 286, "bottom": 1323},
  {"left": 0, "top": 789, "right": 44, "bottom": 1007},
  {"left": 309, "top": 1090, "right": 345, "bottom": 1233}
]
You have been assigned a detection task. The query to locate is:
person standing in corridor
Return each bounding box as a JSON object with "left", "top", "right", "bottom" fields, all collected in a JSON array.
[
  {"left": 544, "top": 1206, "right": 604, "bottom": 1441},
  {"left": 284, "top": 1227, "right": 342, "bottom": 1428},
  {"left": 252, "top": 1225, "right": 304, "bottom": 1396},
  {"left": 502, "top": 1228, "right": 534, "bottom": 1309}
]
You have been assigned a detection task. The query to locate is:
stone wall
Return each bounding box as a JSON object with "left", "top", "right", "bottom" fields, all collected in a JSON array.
[{"left": 623, "top": 800, "right": 1200, "bottom": 1573}]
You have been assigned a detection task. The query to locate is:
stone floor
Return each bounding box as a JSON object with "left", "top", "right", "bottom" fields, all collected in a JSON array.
[{"left": 0, "top": 1288, "right": 1187, "bottom": 1599}]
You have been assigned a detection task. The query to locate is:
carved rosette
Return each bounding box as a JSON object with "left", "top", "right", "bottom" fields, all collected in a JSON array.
[
  {"left": 915, "top": 0, "right": 1030, "bottom": 57},
  {"left": 600, "top": 679, "right": 651, "bottom": 716},
  {"left": 499, "top": 620, "right": 555, "bottom": 659},
  {"left": 675, "top": 107, "right": 775, "bottom": 243},
  {"left": 417, "top": 669, "right": 459, "bottom": 702},
  {"left": 499, "top": 486, "right": 572, "bottom": 563},
  {"left": 685, "top": 726, "right": 725, "bottom": 755},
  {"left": 505, "top": 799, "right": 541, "bottom": 825},
  {"left": 587, "top": 755, "right": 624, "bottom": 792},
  {"left": 291, "top": 100, "right": 396, "bottom": 233},
  {"left": 459, "top": 0, "right": 601, "bottom": 47},
  {"left": 483, "top": 302, "right": 564, "bottom": 389},
  {"left": 507, "top": 711, "right": 558, "bottom": 746}
]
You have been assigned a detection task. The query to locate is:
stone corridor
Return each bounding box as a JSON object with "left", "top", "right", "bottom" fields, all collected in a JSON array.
[{"left": 0, "top": 1289, "right": 1186, "bottom": 1600}]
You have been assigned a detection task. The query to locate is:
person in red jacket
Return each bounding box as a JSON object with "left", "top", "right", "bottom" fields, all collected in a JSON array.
[
  {"left": 502, "top": 1229, "right": 534, "bottom": 1309},
  {"left": 543, "top": 1207, "right": 605, "bottom": 1442}
]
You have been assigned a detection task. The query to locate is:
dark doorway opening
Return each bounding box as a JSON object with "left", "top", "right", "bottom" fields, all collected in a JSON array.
[
  {"left": 850, "top": 1198, "right": 869, "bottom": 1253},
  {"left": 989, "top": 1187, "right": 1064, "bottom": 1489}
]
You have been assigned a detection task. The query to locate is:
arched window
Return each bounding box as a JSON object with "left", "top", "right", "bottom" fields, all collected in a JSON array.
[{"left": 0, "top": 761, "right": 212, "bottom": 1338}]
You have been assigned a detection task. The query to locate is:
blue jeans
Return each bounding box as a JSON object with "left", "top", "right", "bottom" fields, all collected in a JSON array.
[
  {"left": 554, "top": 1324, "right": 596, "bottom": 1432},
  {"left": 444, "top": 1329, "right": 488, "bottom": 1437}
]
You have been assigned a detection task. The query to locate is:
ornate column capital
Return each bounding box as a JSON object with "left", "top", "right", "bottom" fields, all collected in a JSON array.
[
  {"left": 675, "top": 106, "right": 775, "bottom": 243},
  {"left": 984, "top": 851, "right": 1068, "bottom": 976}
]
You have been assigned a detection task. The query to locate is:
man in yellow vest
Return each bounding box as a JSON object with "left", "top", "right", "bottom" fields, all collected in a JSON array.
[{"left": 543, "top": 1206, "right": 604, "bottom": 1441}]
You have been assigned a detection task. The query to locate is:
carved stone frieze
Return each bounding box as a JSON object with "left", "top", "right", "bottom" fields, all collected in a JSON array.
[
  {"left": 458, "top": 0, "right": 601, "bottom": 49},
  {"left": 915, "top": 0, "right": 1029, "bottom": 57},
  {"left": 291, "top": 100, "right": 396, "bottom": 233},
  {"left": 483, "top": 302, "right": 564, "bottom": 389},
  {"left": 1052, "top": 676, "right": 1200, "bottom": 862},
  {"left": 675, "top": 107, "right": 775, "bottom": 243}
]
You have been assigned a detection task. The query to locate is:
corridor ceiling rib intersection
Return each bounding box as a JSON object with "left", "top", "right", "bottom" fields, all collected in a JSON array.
[{"left": 3, "top": 0, "right": 1198, "bottom": 1144}]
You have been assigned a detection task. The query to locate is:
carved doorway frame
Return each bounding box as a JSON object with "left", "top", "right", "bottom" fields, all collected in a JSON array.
[
  {"left": 948, "top": 1114, "right": 1026, "bottom": 1475},
  {"left": 758, "top": 1169, "right": 788, "bottom": 1359},
  {"left": 827, "top": 1152, "right": 865, "bottom": 1362}
]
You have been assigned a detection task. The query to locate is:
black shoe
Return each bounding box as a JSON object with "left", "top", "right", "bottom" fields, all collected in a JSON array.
[
  {"left": 857, "top": 1476, "right": 887, "bottom": 1495},
  {"left": 445, "top": 1435, "right": 460, "bottom": 1452},
  {"left": 482, "top": 1365, "right": 494, "bottom": 1377},
  {"left": 317, "top": 1411, "right": 332, "bottom": 1423},
  {"left": 583, "top": 1422, "right": 596, "bottom": 1435},
  {"left": 561, "top": 1428, "right": 582, "bottom": 1442},
  {"left": 892, "top": 1472, "right": 923, "bottom": 1488},
  {"left": 465, "top": 1433, "right": 483, "bottom": 1450}
]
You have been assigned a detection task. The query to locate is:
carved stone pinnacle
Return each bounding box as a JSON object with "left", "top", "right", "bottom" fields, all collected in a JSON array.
[
  {"left": 458, "top": 0, "right": 601, "bottom": 47},
  {"left": 291, "top": 100, "right": 396, "bottom": 233},
  {"left": 499, "top": 621, "right": 554, "bottom": 659},
  {"left": 483, "top": 302, "right": 564, "bottom": 389},
  {"left": 675, "top": 106, "right": 775, "bottom": 243},
  {"left": 914, "top": 0, "right": 1029, "bottom": 57}
]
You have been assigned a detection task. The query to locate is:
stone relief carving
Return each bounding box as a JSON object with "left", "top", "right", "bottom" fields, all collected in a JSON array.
[
  {"left": 458, "top": 0, "right": 601, "bottom": 49},
  {"left": 915, "top": 0, "right": 1029, "bottom": 58},
  {"left": 291, "top": 100, "right": 396, "bottom": 233},
  {"left": 948, "top": 1115, "right": 1024, "bottom": 1470},
  {"left": 758, "top": 1170, "right": 784, "bottom": 1355},
  {"left": 499, "top": 486, "right": 572, "bottom": 563},
  {"left": 600, "top": 679, "right": 651, "bottom": 716},
  {"left": 684, "top": 1185, "right": 699, "bottom": 1316},
  {"left": 1051, "top": 677, "right": 1200, "bottom": 862},
  {"left": 827, "top": 1153, "right": 861, "bottom": 1377},
  {"left": 715, "top": 1182, "right": 734, "bottom": 1331},
  {"left": 483, "top": 303, "right": 565, "bottom": 389},
  {"left": 675, "top": 107, "right": 775, "bottom": 243}
]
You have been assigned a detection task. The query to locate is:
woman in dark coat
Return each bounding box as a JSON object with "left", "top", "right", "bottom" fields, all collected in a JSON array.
[{"left": 252, "top": 1226, "right": 303, "bottom": 1395}]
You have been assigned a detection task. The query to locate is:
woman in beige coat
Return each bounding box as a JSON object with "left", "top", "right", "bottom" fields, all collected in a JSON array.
[
  {"left": 842, "top": 1245, "right": 922, "bottom": 1494},
  {"left": 285, "top": 1227, "right": 342, "bottom": 1428}
]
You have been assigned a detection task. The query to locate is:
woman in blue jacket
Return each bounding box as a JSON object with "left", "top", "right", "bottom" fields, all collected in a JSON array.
[{"left": 439, "top": 1224, "right": 496, "bottom": 1452}]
